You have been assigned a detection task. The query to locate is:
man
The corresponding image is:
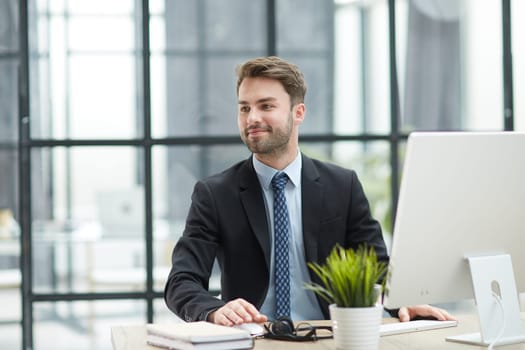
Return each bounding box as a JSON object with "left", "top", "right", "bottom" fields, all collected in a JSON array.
[{"left": 164, "top": 56, "right": 454, "bottom": 326}]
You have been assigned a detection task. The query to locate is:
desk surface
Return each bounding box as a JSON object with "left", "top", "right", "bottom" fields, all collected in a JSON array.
[{"left": 112, "top": 314, "right": 525, "bottom": 350}]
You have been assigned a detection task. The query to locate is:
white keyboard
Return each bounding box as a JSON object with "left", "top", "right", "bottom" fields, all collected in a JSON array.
[{"left": 380, "top": 320, "right": 458, "bottom": 337}]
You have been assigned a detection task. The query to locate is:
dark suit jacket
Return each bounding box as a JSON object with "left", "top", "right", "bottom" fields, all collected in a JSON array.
[{"left": 164, "top": 154, "right": 389, "bottom": 322}]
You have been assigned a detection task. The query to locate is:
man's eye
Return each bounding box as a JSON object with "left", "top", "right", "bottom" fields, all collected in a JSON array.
[
  {"left": 240, "top": 106, "right": 250, "bottom": 113},
  {"left": 262, "top": 104, "right": 273, "bottom": 110}
]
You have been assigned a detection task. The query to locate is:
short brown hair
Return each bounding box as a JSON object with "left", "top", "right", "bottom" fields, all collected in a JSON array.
[{"left": 235, "top": 56, "right": 307, "bottom": 106}]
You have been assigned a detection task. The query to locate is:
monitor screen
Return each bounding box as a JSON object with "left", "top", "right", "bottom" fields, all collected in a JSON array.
[{"left": 383, "top": 131, "right": 525, "bottom": 346}]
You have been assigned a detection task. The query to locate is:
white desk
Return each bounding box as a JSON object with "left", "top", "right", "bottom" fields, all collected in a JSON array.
[{"left": 111, "top": 314, "right": 525, "bottom": 350}]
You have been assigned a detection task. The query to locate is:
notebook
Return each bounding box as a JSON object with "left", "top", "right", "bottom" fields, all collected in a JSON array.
[
  {"left": 146, "top": 322, "right": 253, "bottom": 350},
  {"left": 147, "top": 334, "right": 253, "bottom": 350},
  {"left": 147, "top": 322, "right": 252, "bottom": 343}
]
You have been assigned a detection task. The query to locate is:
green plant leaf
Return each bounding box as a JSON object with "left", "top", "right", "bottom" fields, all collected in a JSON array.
[{"left": 304, "top": 244, "right": 387, "bottom": 308}]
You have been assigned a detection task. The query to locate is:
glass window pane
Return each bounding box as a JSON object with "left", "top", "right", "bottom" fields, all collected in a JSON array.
[
  {"left": 160, "top": 56, "right": 200, "bottom": 137},
  {"left": 203, "top": 57, "right": 248, "bottom": 135},
  {"left": 68, "top": 55, "right": 140, "bottom": 139},
  {"left": 334, "top": 4, "right": 364, "bottom": 135},
  {"left": 163, "top": 1, "right": 199, "bottom": 51},
  {"left": 462, "top": 0, "right": 503, "bottom": 130},
  {"left": 278, "top": 0, "right": 336, "bottom": 136},
  {"left": 149, "top": 15, "right": 166, "bottom": 52},
  {"left": 150, "top": 0, "right": 268, "bottom": 138},
  {"left": 333, "top": 0, "right": 390, "bottom": 134},
  {"left": 0, "top": 1, "right": 21, "bottom": 343},
  {"left": 153, "top": 53, "right": 338, "bottom": 138},
  {"left": 30, "top": 8, "right": 143, "bottom": 139},
  {"left": 397, "top": 0, "right": 503, "bottom": 131},
  {"left": 204, "top": 0, "right": 266, "bottom": 51},
  {"left": 67, "top": 0, "right": 134, "bottom": 14},
  {"left": 0, "top": 0, "right": 18, "bottom": 146},
  {"left": 149, "top": 0, "right": 164, "bottom": 15},
  {"left": 512, "top": 0, "right": 525, "bottom": 131},
  {"left": 0, "top": 58, "right": 18, "bottom": 248},
  {"left": 152, "top": 55, "right": 261, "bottom": 138},
  {"left": 39, "top": 0, "right": 64, "bottom": 13},
  {"left": 0, "top": 61, "right": 18, "bottom": 142},
  {"left": 277, "top": 0, "right": 332, "bottom": 52},
  {"left": 34, "top": 300, "right": 145, "bottom": 350},
  {"left": 285, "top": 55, "right": 334, "bottom": 135},
  {"left": 32, "top": 147, "right": 146, "bottom": 293},
  {"left": 68, "top": 17, "right": 136, "bottom": 51},
  {"left": 157, "top": 0, "right": 266, "bottom": 52},
  {"left": 150, "top": 54, "right": 167, "bottom": 137},
  {"left": 0, "top": 1, "right": 18, "bottom": 53}
]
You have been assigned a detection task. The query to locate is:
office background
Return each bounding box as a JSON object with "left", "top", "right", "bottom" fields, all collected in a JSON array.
[{"left": 0, "top": 0, "right": 523, "bottom": 349}]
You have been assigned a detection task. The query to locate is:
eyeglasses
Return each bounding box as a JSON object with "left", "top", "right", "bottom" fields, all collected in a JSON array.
[{"left": 263, "top": 317, "right": 333, "bottom": 342}]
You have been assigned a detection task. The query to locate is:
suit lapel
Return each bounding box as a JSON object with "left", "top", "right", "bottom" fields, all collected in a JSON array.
[
  {"left": 301, "top": 155, "right": 322, "bottom": 264},
  {"left": 238, "top": 155, "right": 323, "bottom": 269},
  {"left": 239, "top": 158, "right": 271, "bottom": 270}
]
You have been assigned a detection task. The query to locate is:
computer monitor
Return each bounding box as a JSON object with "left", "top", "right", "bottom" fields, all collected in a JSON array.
[{"left": 383, "top": 132, "right": 525, "bottom": 347}]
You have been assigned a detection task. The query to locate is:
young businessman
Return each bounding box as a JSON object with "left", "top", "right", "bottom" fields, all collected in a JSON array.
[{"left": 164, "top": 56, "right": 455, "bottom": 326}]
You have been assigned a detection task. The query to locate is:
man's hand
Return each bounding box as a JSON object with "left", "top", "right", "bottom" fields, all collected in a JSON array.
[
  {"left": 207, "top": 298, "right": 268, "bottom": 326},
  {"left": 398, "top": 304, "right": 457, "bottom": 322}
]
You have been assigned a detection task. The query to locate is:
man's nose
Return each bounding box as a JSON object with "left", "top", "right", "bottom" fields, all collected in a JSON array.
[{"left": 247, "top": 109, "right": 261, "bottom": 123}]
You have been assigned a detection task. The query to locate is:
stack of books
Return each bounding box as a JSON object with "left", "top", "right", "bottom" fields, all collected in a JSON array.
[{"left": 146, "top": 321, "right": 254, "bottom": 350}]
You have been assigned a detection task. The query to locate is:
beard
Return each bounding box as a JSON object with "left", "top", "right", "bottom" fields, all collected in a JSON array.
[{"left": 241, "top": 112, "right": 294, "bottom": 155}]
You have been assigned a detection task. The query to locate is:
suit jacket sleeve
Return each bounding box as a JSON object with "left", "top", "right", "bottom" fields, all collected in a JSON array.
[
  {"left": 164, "top": 180, "right": 225, "bottom": 322},
  {"left": 164, "top": 159, "right": 270, "bottom": 322}
]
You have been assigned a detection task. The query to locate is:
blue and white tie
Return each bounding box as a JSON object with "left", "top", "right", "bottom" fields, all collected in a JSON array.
[{"left": 271, "top": 172, "right": 290, "bottom": 318}]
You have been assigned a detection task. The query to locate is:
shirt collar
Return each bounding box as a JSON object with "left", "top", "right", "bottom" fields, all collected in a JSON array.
[{"left": 252, "top": 152, "right": 302, "bottom": 190}]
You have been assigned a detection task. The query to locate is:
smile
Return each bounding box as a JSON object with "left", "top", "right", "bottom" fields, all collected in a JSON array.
[{"left": 246, "top": 126, "right": 271, "bottom": 136}]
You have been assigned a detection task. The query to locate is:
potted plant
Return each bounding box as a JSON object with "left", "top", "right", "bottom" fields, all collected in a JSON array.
[{"left": 304, "top": 244, "right": 388, "bottom": 350}]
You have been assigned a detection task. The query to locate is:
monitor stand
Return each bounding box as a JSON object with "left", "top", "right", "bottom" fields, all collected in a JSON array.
[{"left": 446, "top": 254, "right": 525, "bottom": 347}]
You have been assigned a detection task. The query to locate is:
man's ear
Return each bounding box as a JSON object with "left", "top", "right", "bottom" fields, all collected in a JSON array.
[{"left": 294, "top": 103, "right": 306, "bottom": 125}]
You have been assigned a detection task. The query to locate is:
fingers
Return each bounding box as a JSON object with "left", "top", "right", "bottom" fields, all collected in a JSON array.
[
  {"left": 416, "top": 305, "right": 456, "bottom": 321},
  {"left": 208, "top": 298, "right": 267, "bottom": 326},
  {"left": 428, "top": 306, "right": 457, "bottom": 321},
  {"left": 398, "top": 306, "right": 410, "bottom": 322},
  {"left": 398, "top": 304, "right": 457, "bottom": 322}
]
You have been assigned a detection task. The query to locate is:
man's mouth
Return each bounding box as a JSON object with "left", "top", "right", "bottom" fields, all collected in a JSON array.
[{"left": 246, "top": 126, "right": 271, "bottom": 137}]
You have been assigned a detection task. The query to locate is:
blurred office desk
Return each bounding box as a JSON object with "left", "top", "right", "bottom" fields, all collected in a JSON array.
[
  {"left": 30, "top": 220, "right": 178, "bottom": 292},
  {"left": 0, "top": 238, "right": 21, "bottom": 289},
  {"left": 111, "top": 314, "right": 525, "bottom": 350}
]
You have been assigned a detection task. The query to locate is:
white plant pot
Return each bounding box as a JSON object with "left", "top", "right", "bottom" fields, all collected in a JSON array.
[{"left": 329, "top": 303, "right": 383, "bottom": 350}]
